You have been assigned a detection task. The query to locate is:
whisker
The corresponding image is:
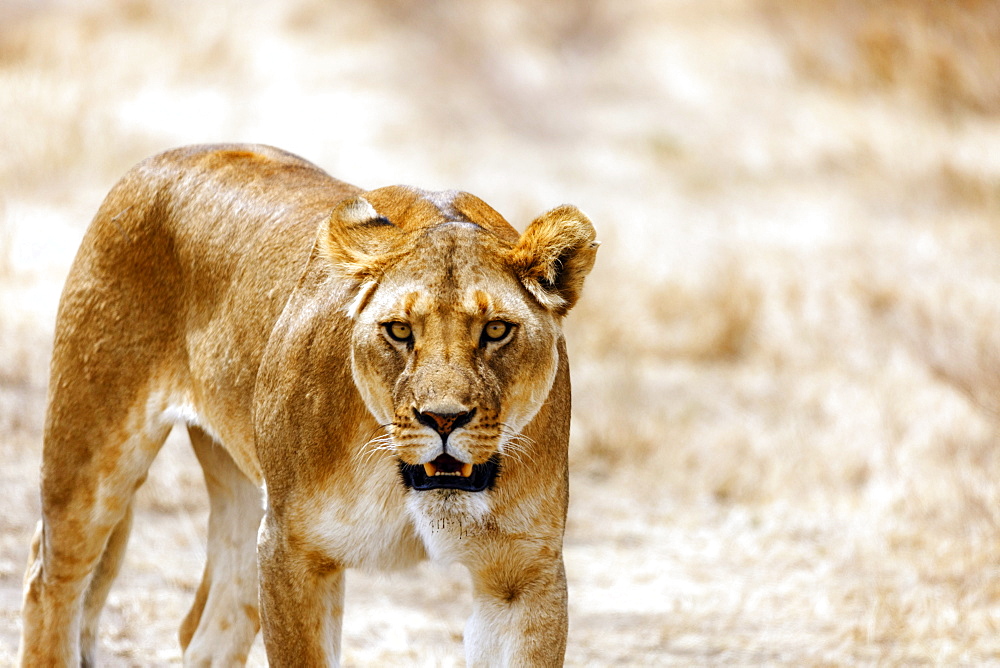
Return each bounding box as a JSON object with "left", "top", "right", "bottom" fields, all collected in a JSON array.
[
  {"left": 361, "top": 441, "right": 396, "bottom": 466},
  {"left": 363, "top": 423, "right": 393, "bottom": 443},
  {"left": 499, "top": 423, "right": 536, "bottom": 446},
  {"left": 504, "top": 441, "right": 535, "bottom": 466},
  {"left": 498, "top": 423, "right": 537, "bottom": 465},
  {"left": 356, "top": 423, "right": 395, "bottom": 465}
]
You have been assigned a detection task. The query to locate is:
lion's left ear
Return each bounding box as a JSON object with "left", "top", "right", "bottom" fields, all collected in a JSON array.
[
  {"left": 319, "top": 195, "right": 406, "bottom": 318},
  {"left": 507, "top": 205, "right": 598, "bottom": 315},
  {"left": 319, "top": 195, "right": 401, "bottom": 279}
]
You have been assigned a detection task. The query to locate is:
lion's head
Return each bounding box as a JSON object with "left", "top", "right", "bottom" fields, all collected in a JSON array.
[{"left": 320, "top": 186, "right": 597, "bottom": 502}]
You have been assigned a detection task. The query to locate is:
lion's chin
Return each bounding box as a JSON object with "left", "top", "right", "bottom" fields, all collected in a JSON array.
[{"left": 397, "top": 454, "right": 501, "bottom": 492}]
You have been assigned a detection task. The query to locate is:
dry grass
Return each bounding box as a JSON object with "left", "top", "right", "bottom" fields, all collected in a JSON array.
[
  {"left": 764, "top": 0, "right": 1000, "bottom": 116},
  {"left": 3, "top": 0, "right": 1000, "bottom": 664}
]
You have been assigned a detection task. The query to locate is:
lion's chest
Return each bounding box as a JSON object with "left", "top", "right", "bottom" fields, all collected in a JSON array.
[{"left": 300, "top": 466, "right": 428, "bottom": 571}]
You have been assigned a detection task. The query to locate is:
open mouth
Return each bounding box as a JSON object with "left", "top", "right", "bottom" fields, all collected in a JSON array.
[{"left": 398, "top": 454, "right": 500, "bottom": 492}]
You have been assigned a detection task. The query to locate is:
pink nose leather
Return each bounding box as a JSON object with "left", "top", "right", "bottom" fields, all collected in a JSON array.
[{"left": 415, "top": 409, "right": 475, "bottom": 437}]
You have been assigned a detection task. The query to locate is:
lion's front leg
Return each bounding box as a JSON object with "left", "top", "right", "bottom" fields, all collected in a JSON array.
[
  {"left": 465, "top": 553, "right": 568, "bottom": 667},
  {"left": 257, "top": 517, "right": 345, "bottom": 667}
]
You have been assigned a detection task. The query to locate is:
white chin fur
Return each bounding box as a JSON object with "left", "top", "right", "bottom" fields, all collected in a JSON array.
[{"left": 406, "top": 489, "right": 491, "bottom": 561}]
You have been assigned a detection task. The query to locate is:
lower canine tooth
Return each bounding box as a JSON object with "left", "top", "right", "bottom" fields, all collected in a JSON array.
[
  {"left": 423, "top": 463, "right": 437, "bottom": 477},
  {"left": 460, "top": 463, "right": 473, "bottom": 477}
]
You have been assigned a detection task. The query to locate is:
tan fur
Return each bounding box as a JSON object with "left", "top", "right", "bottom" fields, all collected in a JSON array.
[{"left": 18, "top": 144, "right": 597, "bottom": 667}]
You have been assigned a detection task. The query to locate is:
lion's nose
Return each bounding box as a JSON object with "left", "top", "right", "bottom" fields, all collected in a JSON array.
[{"left": 414, "top": 408, "right": 476, "bottom": 438}]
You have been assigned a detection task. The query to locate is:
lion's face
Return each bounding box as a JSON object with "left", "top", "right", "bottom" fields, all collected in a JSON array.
[
  {"left": 321, "top": 188, "right": 597, "bottom": 499},
  {"left": 351, "top": 224, "right": 561, "bottom": 493}
]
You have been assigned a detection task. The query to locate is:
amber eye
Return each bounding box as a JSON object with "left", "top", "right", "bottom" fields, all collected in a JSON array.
[
  {"left": 481, "top": 320, "right": 513, "bottom": 344},
  {"left": 384, "top": 321, "right": 412, "bottom": 343}
]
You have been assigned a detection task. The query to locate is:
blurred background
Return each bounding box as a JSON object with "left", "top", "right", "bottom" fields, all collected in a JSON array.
[{"left": 2, "top": 0, "right": 1000, "bottom": 664}]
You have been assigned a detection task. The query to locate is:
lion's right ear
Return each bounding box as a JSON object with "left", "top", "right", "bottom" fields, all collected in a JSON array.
[
  {"left": 507, "top": 205, "right": 599, "bottom": 316},
  {"left": 319, "top": 196, "right": 400, "bottom": 280}
]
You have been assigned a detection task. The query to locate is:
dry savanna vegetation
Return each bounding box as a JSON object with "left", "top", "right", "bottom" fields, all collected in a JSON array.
[{"left": 2, "top": 0, "right": 1000, "bottom": 664}]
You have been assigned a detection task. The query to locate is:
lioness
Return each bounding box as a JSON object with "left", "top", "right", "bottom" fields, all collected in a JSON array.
[{"left": 18, "top": 144, "right": 597, "bottom": 666}]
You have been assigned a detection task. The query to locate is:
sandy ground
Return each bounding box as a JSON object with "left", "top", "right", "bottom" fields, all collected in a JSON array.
[{"left": 3, "top": 0, "right": 1000, "bottom": 664}]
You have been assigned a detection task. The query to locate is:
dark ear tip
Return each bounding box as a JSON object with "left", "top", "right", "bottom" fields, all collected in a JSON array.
[{"left": 333, "top": 196, "right": 381, "bottom": 226}]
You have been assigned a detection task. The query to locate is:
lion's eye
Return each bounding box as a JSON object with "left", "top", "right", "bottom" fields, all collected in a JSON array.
[
  {"left": 384, "top": 321, "right": 412, "bottom": 343},
  {"left": 481, "top": 320, "right": 513, "bottom": 344}
]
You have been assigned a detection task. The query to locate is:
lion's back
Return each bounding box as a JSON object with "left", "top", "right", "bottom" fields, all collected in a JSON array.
[{"left": 52, "top": 145, "right": 362, "bottom": 453}]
